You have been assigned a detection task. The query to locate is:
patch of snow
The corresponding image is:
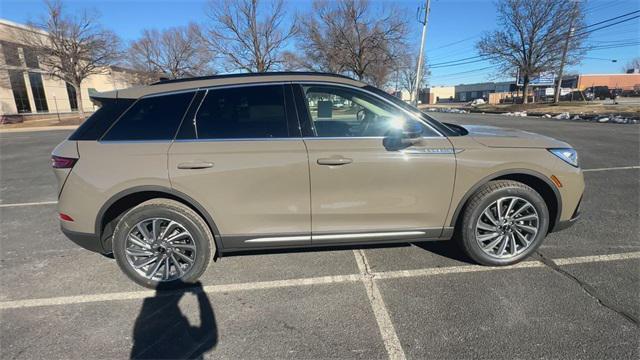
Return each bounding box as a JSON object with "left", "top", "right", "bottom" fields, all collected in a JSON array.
[{"left": 553, "top": 112, "right": 570, "bottom": 120}]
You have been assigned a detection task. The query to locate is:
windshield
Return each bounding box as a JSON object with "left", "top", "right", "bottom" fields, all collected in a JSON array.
[{"left": 363, "top": 85, "right": 460, "bottom": 137}]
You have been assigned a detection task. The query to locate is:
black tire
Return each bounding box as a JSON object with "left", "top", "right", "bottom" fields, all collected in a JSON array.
[
  {"left": 112, "top": 199, "right": 215, "bottom": 289},
  {"left": 457, "top": 180, "right": 549, "bottom": 266}
]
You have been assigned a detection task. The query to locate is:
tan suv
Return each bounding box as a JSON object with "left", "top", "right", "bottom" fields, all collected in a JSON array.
[{"left": 52, "top": 72, "right": 584, "bottom": 288}]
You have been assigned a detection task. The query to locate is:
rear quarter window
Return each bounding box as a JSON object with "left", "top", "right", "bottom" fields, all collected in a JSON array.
[
  {"left": 102, "top": 92, "right": 195, "bottom": 141},
  {"left": 69, "top": 98, "right": 135, "bottom": 140}
]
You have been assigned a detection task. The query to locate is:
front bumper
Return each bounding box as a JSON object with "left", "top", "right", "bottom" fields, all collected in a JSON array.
[{"left": 551, "top": 195, "right": 582, "bottom": 233}]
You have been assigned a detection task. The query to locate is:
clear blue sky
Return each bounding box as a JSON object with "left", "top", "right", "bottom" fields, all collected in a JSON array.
[{"left": 1, "top": 0, "right": 638, "bottom": 86}]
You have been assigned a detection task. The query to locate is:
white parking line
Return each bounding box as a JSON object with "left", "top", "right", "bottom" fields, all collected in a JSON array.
[
  {"left": 583, "top": 165, "right": 640, "bottom": 172},
  {"left": 0, "top": 201, "right": 57, "bottom": 208},
  {"left": 1, "top": 251, "right": 638, "bottom": 312},
  {"left": 374, "top": 260, "right": 544, "bottom": 280},
  {"left": 553, "top": 252, "right": 640, "bottom": 265},
  {"left": 354, "top": 249, "right": 406, "bottom": 360}
]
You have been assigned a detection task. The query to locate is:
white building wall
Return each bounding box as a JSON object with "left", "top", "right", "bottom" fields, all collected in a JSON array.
[{"left": 0, "top": 19, "right": 135, "bottom": 117}]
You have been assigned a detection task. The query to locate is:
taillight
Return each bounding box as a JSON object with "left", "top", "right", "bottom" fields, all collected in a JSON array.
[{"left": 51, "top": 155, "right": 77, "bottom": 169}]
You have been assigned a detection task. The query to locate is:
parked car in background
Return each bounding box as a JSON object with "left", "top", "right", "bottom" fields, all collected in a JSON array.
[
  {"left": 584, "top": 86, "right": 613, "bottom": 100},
  {"left": 52, "top": 72, "right": 584, "bottom": 288}
]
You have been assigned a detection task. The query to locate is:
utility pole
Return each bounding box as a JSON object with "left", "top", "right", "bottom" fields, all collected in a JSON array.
[
  {"left": 413, "top": 0, "right": 431, "bottom": 106},
  {"left": 554, "top": 1, "right": 579, "bottom": 104}
]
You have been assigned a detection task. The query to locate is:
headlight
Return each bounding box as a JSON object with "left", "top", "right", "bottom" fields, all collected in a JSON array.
[{"left": 548, "top": 148, "right": 579, "bottom": 167}]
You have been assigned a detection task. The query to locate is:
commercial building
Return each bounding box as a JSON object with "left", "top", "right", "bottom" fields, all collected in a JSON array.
[
  {"left": 0, "top": 19, "right": 136, "bottom": 122},
  {"left": 452, "top": 81, "right": 513, "bottom": 102},
  {"left": 560, "top": 73, "right": 640, "bottom": 91},
  {"left": 426, "top": 73, "right": 640, "bottom": 104},
  {"left": 423, "top": 86, "right": 455, "bottom": 104}
]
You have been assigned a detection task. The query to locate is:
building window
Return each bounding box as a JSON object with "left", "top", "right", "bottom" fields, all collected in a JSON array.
[
  {"left": 2, "top": 42, "right": 21, "bottom": 66},
  {"left": 28, "top": 72, "right": 48, "bottom": 112},
  {"left": 23, "top": 47, "right": 39, "bottom": 69},
  {"left": 8, "top": 70, "right": 31, "bottom": 113},
  {"left": 66, "top": 82, "right": 78, "bottom": 110}
]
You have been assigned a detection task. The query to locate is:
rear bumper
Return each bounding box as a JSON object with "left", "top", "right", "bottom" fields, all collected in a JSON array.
[{"left": 60, "top": 225, "right": 105, "bottom": 254}]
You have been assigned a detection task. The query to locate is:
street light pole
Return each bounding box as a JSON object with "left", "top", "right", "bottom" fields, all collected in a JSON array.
[{"left": 413, "top": 0, "right": 431, "bottom": 106}]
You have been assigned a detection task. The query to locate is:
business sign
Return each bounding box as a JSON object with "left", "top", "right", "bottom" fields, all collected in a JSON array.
[{"left": 516, "top": 70, "right": 556, "bottom": 86}]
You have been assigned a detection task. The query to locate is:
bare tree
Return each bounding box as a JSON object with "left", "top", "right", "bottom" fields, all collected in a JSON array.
[
  {"left": 476, "top": 0, "right": 587, "bottom": 103},
  {"left": 128, "top": 23, "right": 211, "bottom": 83},
  {"left": 22, "top": 0, "right": 120, "bottom": 119},
  {"left": 202, "top": 0, "right": 297, "bottom": 72},
  {"left": 398, "top": 53, "right": 427, "bottom": 98},
  {"left": 296, "top": 0, "right": 409, "bottom": 85},
  {"left": 623, "top": 57, "right": 640, "bottom": 73}
]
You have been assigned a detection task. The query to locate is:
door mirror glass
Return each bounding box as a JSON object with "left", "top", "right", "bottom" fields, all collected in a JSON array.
[
  {"left": 384, "top": 118, "right": 424, "bottom": 150},
  {"left": 402, "top": 120, "right": 423, "bottom": 140}
]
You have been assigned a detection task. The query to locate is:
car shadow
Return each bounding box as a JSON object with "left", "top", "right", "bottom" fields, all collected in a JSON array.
[
  {"left": 411, "top": 239, "right": 475, "bottom": 264},
  {"left": 130, "top": 281, "right": 217, "bottom": 359},
  {"left": 222, "top": 238, "right": 475, "bottom": 265}
]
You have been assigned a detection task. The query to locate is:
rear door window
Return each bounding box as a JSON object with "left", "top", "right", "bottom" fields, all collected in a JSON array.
[
  {"left": 192, "top": 85, "right": 290, "bottom": 139},
  {"left": 102, "top": 92, "right": 195, "bottom": 141}
]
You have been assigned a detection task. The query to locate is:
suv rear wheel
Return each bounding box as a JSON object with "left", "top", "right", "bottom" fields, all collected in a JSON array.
[
  {"left": 112, "top": 199, "right": 215, "bottom": 289},
  {"left": 458, "top": 180, "right": 549, "bottom": 266}
]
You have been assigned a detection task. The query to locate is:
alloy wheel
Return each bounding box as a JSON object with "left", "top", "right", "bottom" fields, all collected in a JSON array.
[
  {"left": 125, "top": 217, "right": 197, "bottom": 281},
  {"left": 475, "top": 196, "right": 540, "bottom": 259}
]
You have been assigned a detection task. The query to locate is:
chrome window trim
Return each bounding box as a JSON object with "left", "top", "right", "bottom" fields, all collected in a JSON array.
[
  {"left": 173, "top": 137, "right": 303, "bottom": 143},
  {"left": 302, "top": 136, "right": 443, "bottom": 141},
  {"left": 100, "top": 80, "right": 446, "bottom": 143},
  {"left": 139, "top": 81, "right": 290, "bottom": 99},
  {"left": 295, "top": 81, "right": 445, "bottom": 138},
  {"left": 172, "top": 136, "right": 445, "bottom": 142},
  {"left": 98, "top": 140, "right": 172, "bottom": 144}
]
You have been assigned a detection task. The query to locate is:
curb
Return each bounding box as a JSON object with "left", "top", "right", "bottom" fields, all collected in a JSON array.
[{"left": 0, "top": 125, "right": 79, "bottom": 133}]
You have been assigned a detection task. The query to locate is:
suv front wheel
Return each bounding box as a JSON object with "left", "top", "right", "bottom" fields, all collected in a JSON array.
[
  {"left": 112, "top": 199, "right": 215, "bottom": 289},
  {"left": 458, "top": 180, "right": 549, "bottom": 266}
]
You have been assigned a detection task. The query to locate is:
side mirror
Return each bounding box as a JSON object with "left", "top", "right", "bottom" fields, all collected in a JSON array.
[
  {"left": 401, "top": 121, "right": 423, "bottom": 144},
  {"left": 383, "top": 119, "right": 423, "bottom": 150}
]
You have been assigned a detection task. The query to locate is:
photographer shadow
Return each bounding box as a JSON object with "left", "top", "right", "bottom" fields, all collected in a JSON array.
[{"left": 130, "top": 281, "right": 217, "bottom": 359}]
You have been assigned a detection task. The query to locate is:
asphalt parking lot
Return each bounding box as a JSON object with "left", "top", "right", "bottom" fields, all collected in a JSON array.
[{"left": 1, "top": 113, "right": 638, "bottom": 359}]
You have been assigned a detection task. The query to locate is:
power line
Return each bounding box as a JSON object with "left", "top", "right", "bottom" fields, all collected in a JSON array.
[
  {"left": 430, "top": 65, "right": 495, "bottom": 78},
  {"left": 572, "top": 14, "right": 640, "bottom": 37},
  {"left": 579, "top": 9, "right": 640, "bottom": 30},
  {"left": 585, "top": 0, "right": 627, "bottom": 15},
  {"left": 426, "top": 35, "right": 479, "bottom": 52},
  {"left": 428, "top": 55, "right": 486, "bottom": 67},
  {"left": 429, "top": 57, "right": 494, "bottom": 69},
  {"left": 426, "top": 9, "right": 640, "bottom": 69}
]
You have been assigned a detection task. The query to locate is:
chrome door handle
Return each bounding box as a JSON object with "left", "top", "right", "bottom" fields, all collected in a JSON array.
[
  {"left": 177, "top": 161, "right": 214, "bottom": 169},
  {"left": 317, "top": 157, "right": 353, "bottom": 166}
]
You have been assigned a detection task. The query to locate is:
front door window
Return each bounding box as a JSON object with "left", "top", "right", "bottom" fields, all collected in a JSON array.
[{"left": 302, "top": 85, "right": 437, "bottom": 138}]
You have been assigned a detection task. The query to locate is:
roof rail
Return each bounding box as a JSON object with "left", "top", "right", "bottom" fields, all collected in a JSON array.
[{"left": 151, "top": 71, "right": 357, "bottom": 85}]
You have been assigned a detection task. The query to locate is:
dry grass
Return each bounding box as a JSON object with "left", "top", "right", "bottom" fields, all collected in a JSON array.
[{"left": 0, "top": 115, "right": 84, "bottom": 129}]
